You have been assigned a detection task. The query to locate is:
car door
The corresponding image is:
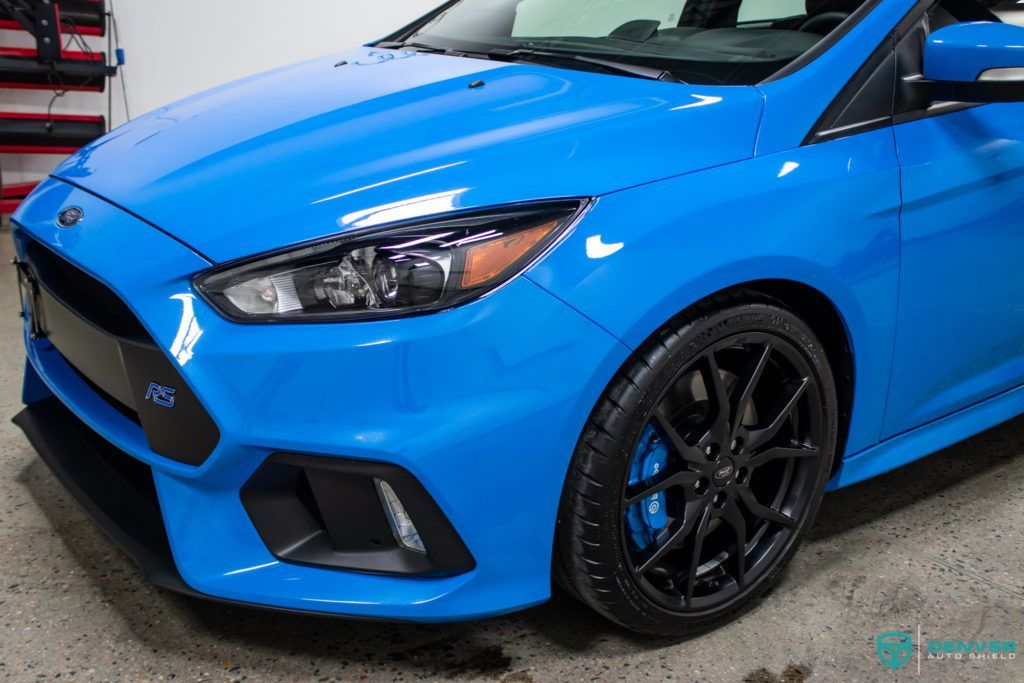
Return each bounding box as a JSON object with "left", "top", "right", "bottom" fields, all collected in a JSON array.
[{"left": 882, "top": 0, "right": 1024, "bottom": 437}]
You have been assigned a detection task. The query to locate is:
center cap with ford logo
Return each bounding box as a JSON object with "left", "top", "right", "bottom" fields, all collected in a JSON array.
[{"left": 713, "top": 459, "right": 736, "bottom": 486}]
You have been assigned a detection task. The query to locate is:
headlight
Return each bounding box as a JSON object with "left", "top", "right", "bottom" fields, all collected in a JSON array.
[{"left": 194, "top": 200, "right": 587, "bottom": 322}]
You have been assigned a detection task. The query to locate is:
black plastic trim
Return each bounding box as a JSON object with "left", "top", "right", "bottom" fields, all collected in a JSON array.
[
  {"left": 803, "top": 0, "right": 930, "bottom": 144},
  {"left": 242, "top": 453, "right": 476, "bottom": 577},
  {"left": 804, "top": 0, "right": 999, "bottom": 144},
  {"left": 14, "top": 398, "right": 190, "bottom": 594},
  {"left": 890, "top": 3, "right": 987, "bottom": 121},
  {"left": 891, "top": 98, "right": 976, "bottom": 125},
  {"left": 13, "top": 398, "right": 394, "bottom": 621},
  {"left": 806, "top": 37, "right": 896, "bottom": 144},
  {"left": 904, "top": 76, "right": 1024, "bottom": 103}
]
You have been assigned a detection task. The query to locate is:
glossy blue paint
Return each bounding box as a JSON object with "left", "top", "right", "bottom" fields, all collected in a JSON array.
[
  {"left": 14, "top": 179, "right": 630, "bottom": 619},
  {"left": 12, "top": 2, "right": 1024, "bottom": 621},
  {"left": 51, "top": 47, "right": 762, "bottom": 264},
  {"left": 925, "top": 21, "right": 1024, "bottom": 83},
  {"left": 883, "top": 102, "right": 1024, "bottom": 437},
  {"left": 528, "top": 128, "right": 902, "bottom": 455}
]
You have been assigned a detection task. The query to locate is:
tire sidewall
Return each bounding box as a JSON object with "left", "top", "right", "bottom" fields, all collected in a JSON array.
[{"left": 560, "top": 299, "right": 839, "bottom": 635}]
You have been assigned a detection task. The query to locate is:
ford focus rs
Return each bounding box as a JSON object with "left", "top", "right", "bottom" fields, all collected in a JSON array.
[{"left": 11, "top": 0, "right": 1024, "bottom": 635}]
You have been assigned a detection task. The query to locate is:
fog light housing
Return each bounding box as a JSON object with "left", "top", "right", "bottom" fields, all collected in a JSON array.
[
  {"left": 241, "top": 453, "right": 474, "bottom": 576},
  {"left": 376, "top": 478, "right": 426, "bottom": 554}
]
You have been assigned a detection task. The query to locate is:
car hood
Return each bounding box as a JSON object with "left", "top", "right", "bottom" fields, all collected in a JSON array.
[{"left": 53, "top": 47, "right": 764, "bottom": 264}]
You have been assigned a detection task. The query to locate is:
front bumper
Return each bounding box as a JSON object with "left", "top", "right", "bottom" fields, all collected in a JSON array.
[{"left": 11, "top": 178, "right": 630, "bottom": 621}]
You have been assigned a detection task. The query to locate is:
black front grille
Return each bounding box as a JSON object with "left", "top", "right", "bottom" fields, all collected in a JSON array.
[
  {"left": 19, "top": 232, "right": 220, "bottom": 466},
  {"left": 68, "top": 363, "right": 142, "bottom": 426},
  {"left": 77, "top": 404, "right": 160, "bottom": 507},
  {"left": 23, "top": 238, "right": 149, "bottom": 342}
]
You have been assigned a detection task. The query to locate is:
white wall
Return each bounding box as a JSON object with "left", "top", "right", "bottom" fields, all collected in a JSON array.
[{"left": 1, "top": 0, "right": 438, "bottom": 184}]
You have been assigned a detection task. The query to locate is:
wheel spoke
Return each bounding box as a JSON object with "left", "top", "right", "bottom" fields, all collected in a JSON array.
[
  {"left": 746, "top": 445, "right": 819, "bottom": 469},
  {"left": 699, "top": 351, "right": 731, "bottom": 440},
  {"left": 719, "top": 499, "right": 748, "bottom": 589},
  {"left": 635, "top": 499, "right": 709, "bottom": 575},
  {"left": 730, "top": 343, "right": 772, "bottom": 441},
  {"left": 737, "top": 486, "right": 796, "bottom": 528},
  {"left": 625, "top": 470, "right": 700, "bottom": 506},
  {"left": 745, "top": 378, "right": 809, "bottom": 451},
  {"left": 684, "top": 503, "right": 713, "bottom": 605},
  {"left": 621, "top": 327, "right": 824, "bottom": 613},
  {"left": 651, "top": 407, "right": 706, "bottom": 466}
]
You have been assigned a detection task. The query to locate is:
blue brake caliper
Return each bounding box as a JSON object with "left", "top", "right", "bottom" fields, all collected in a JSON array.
[{"left": 626, "top": 424, "right": 669, "bottom": 550}]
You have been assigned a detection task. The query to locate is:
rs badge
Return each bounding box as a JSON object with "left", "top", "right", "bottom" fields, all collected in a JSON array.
[{"left": 145, "top": 383, "right": 177, "bottom": 408}]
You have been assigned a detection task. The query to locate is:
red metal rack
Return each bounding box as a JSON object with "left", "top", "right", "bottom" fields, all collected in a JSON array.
[
  {"left": 0, "top": 0, "right": 105, "bottom": 36},
  {"left": 0, "top": 111, "right": 106, "bottom": 153},
  {"left": 0, "top": 179, "right": 37, "bottom": 213},
  {"left": 0, "top": 45, "right": 110, "bottom": 91},
  {"left": 0, "top": 0, "right": 116, "bottom": 215}
]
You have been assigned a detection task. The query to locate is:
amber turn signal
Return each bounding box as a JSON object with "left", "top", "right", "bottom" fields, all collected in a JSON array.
[{"left": 461, "top": 220, "right": 558, "bottom": 288}]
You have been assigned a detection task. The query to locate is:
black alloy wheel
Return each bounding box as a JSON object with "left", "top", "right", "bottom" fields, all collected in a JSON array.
[{"left": 556, "top": 291, "right": 838, "bottom": 636}]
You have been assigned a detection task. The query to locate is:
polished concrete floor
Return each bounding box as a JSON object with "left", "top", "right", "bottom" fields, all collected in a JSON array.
[{"left": 0, "top": 233, "right": 1021, "bottom": 682}]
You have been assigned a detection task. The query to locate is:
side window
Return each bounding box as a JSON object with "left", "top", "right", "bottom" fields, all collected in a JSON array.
[
  {"left": 738, "top": 0, "right": 806, "bottom": 23},
  {"left": 928, "top": 0, "right": 999, "bottom": 25},
  {"left": 977, "top": 1, "right": 1024, "bottom": 27}
]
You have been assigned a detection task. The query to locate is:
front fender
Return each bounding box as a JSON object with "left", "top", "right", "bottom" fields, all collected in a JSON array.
[{"left": 526, "top": 129, "right": 902, "bottom": 455}]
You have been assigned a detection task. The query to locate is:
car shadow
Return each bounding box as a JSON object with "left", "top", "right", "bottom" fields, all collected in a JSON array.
[{"left": 13, "top": 414, "right": 1024, "bottom": 676}]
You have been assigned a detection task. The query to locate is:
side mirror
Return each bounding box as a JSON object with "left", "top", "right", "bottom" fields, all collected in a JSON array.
[{"left": 921, "top": 21, "right": 1024, "bottom": 103}]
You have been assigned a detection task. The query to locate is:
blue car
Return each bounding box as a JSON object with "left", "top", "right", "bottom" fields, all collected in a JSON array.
[{"left": 10, "top": 0, "right": 1024, "bottom": 635}]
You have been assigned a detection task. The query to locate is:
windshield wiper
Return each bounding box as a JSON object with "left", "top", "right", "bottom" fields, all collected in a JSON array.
[
  {"left": 376, "top": 41, "right": 455, "bottom": 55},
  {"left": 377, "top": 42, "right": 682, "bottom": 84},
  {"left": 486, "top": 48, "right": 682, "bottom": 83}
]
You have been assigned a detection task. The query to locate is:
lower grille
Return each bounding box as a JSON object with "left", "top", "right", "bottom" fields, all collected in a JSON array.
[
  {"left": 242, "top": 453, "right": 476, "bottom": 577},
  {"left": 13, "top": 397, "right": 184, "bottom": 590}
]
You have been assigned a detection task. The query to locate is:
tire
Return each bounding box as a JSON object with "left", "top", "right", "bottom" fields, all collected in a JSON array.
[{"left": 555, "top": 291, "right": 839, "bottom": 636}]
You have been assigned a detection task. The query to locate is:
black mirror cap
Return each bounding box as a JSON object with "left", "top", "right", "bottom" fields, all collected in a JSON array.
[{"left": 904, "top": 75, "right": 1024, "bottom": 104}]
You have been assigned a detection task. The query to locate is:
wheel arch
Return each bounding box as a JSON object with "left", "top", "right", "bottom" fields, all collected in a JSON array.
[
  {"left": 728, "top": 279, "right": 855, "bottom": 465},
  {"left": 552, "top": 277, "right": 855, "bottom": 631},
  {"left": 625, "top": 277, "right": 857, "bottom": 465}
]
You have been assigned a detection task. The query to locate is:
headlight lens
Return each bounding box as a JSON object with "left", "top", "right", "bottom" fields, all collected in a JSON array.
[{"left": 195, "top": 200, "right": 586, "bottom": 322}]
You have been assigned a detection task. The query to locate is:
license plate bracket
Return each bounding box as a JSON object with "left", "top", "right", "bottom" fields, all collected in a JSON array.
[{"left": 14, "top": 260, "right": 46, "bottom": 340}]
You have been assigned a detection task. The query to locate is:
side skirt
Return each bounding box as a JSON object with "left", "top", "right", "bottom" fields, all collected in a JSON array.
[{"left": 829, "top": 382, "right": 1024, "bottom": 490}]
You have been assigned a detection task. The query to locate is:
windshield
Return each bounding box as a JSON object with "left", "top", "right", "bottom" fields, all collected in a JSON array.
[{"left": 398, "top": 0, "right": 871, "bottom": 85}]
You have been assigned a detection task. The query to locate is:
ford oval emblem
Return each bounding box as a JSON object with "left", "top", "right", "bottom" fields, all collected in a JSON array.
[{"left": 56, "top": 207, "right": 84, "bottom": 228}]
